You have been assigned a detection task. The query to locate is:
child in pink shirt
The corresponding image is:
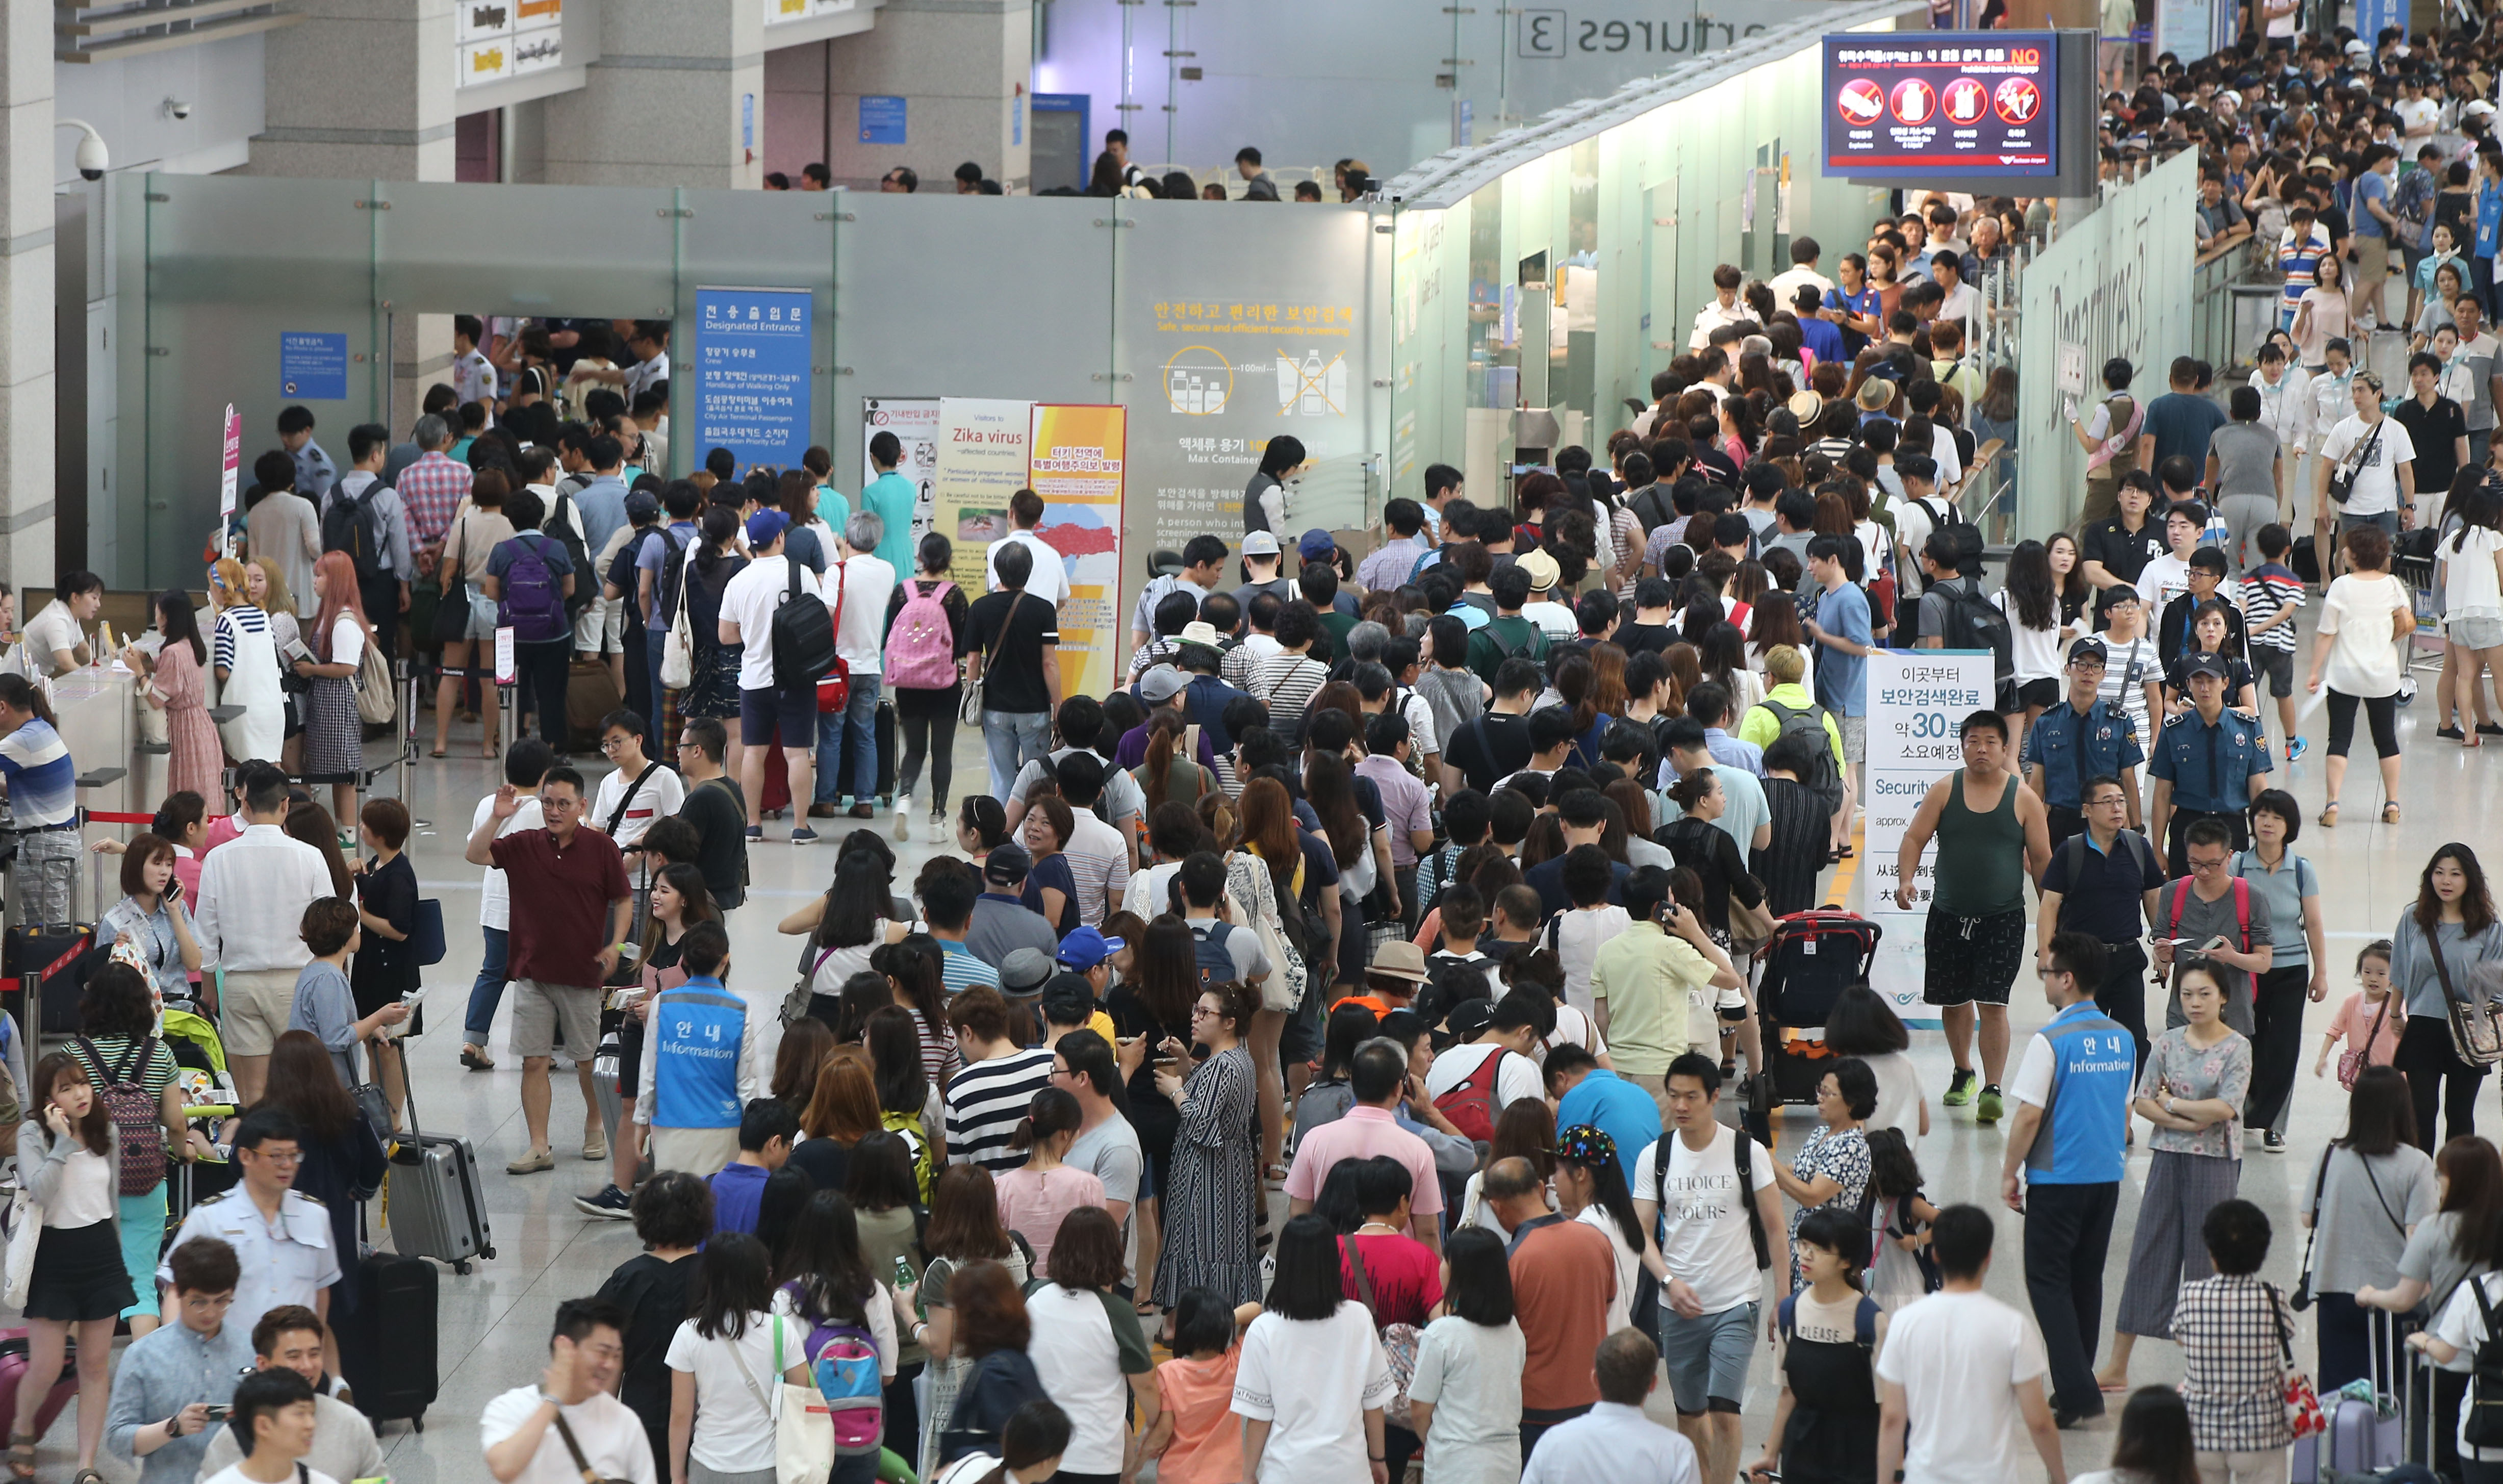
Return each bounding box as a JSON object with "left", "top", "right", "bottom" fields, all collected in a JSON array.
[
  {"left": 1141, "top": 1288, "right": 1261, "bottom": 1484},
  {"left": 2316, "top": 940, "right": 2403, "bottom": 1081}
]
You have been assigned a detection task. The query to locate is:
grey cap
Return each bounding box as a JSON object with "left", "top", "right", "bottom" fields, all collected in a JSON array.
[
  {"left": 1139, "top": 667, "right": 1188, "bottom": 703},
  {"left": 999, "top": 947, "right": 1055, "bottom": 995}
]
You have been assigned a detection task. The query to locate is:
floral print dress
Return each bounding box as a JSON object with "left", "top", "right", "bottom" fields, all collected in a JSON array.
[{"left": 1787, "top": 1124, "right": 1872, "bottom": 1292}]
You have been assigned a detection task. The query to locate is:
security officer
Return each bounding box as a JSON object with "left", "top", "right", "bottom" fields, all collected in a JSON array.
[
  {"left": 2023, "top": 637, "right": 2147, "bottom": 848},
  {"left": 2146, "top": 652, "right": 2272, "bottom": 876},
  {"left": 156, "top": 1107, "right": 339, "bottom": 1339}
]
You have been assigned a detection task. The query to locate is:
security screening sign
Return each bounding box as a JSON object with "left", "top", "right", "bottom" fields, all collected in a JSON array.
[
  {"left": 1862, "top": 649, "right": 1994, "bottom": 1029},
  {"left": 1824, "top": 33, "right": 2058, "bottom": 179}
]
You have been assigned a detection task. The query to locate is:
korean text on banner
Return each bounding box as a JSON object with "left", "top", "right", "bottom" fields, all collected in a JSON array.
[
  {"left": 1027, "top": 405, "right": 1127, "bottom": 700},
  {"left": 931, "top": 399, "right": 1034, "bottom": 598},
  {"left": 1861, "top": 649, "right": 1994, "bottom": 1029},
  {"left": 862, "top": 398, "right": 941, "bottom": 546},
  {"left": 694, "top": 287, "right": 812, "bottom": 477},
  {"left": 219, "top": 405, "right": 241, "bottom": 556}
]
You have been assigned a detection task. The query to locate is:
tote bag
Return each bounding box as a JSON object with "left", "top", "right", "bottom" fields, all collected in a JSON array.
[{"left": 727, "top": 1315, "right": 837, "bottom": 1484}]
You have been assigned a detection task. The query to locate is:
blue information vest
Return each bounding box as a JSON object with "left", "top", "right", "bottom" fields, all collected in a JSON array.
[
  {"left": 650, "top": 976, "right": 746, "bottom": 1131},
  {"left": 2026, "top": 1001, "right": 2134, "bottom": 1186}
]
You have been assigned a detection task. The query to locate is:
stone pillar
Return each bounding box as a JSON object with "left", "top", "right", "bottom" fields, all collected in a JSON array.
[
  {"left": 828, "top": 0, "right": 1032, "bottom": 193},
  {"left": 542, "top": 0, "right": 764, "bottom": 189},
  {"left": 246, "top": 0, "right": 459, "bottom": 182},
  {"left": 0, "top": 0, "right": 56, "bottom": 591}
]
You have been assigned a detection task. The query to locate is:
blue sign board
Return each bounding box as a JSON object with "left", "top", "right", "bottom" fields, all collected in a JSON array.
[
  {"left": 279, "top": 332, "right": 348, "bottom": 400},
  {"left": 860, "top": 95, "right": 907, "bottom": 145},
  {"left": 694, "top": 288, "right": 812, "bottom": 476},
  {"left": 2354, "top": 0, "right": 2404, "bottom": 42}
]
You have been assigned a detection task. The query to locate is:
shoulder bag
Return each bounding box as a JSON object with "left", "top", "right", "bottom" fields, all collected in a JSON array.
[
  {"left": 2338, "top": 990, "right": 2395, "bottom": 1090},
  {"left": 550, "top": 1410, "right": 634, "bottom": 1484},
  {"left": 432, "top": 518, "right": 474, "bottom": 645},
  {"left": 2328, "top": 418, "right": 2385, "bottom": 506},
  {"left": 2292, "top": 1145, "right": 2331, "bottom": 1310},
  {"left": 2428, "top": 923, "right": 2503, "bottom": 1066},
  {"left": 961, "top": 591, "right": 1027, "bottom": 728},
  {"left": 1342, "top": 1235, "right": 1420, "bottom": 1430},
  {"left": 2265, "top": 1283, "right": 2329, "bottom": 1439}
]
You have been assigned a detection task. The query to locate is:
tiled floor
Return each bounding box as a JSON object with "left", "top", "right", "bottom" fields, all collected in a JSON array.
[{"left": 42, "top": 604, "right": 2502, "bottom": 1481}]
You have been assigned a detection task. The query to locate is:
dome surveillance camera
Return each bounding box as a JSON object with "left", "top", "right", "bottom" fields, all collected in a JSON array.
[
  {"left": 166, "top": 98, "right": 192, "bottom": 120},
  {"left": 58, "top": 120, "right": 108, "bottom": 182}
]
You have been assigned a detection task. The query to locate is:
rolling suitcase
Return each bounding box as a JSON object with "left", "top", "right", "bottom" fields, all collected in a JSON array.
[
  {"left": 2293, "top": 1309, "right": 2415, "bottom": 1482},
  {"left": 385, "top": 1054, "right": 494, "bottom": 1273},
  {"left": 334, "top": 1205, "right": 440, "bottom": 1431},
  {"left": 0, "top": 1331, "right": 77, "bottom": 1445}
]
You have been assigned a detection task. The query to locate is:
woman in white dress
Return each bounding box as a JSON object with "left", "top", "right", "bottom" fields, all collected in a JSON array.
[{"left": 206, "top": 556, "right": 283, "bottom": 765}]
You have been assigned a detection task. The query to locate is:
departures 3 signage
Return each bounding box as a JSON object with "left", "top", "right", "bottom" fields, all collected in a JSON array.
[{"left": 1514, "top": 6, "right": 1776, "bottom": 56}]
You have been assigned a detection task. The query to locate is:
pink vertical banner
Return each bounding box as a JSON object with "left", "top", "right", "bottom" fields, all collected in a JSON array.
[{"left": 217, "top": 404, "right": 241, "bottom": 557}]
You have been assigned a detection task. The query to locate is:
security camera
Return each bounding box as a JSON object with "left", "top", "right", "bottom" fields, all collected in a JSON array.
[
  {"left": 165, "top": 98, "right": 192, "bottom": 120},
  {"left": 57, "top": 119, "right": 108, "bottom": 182}
]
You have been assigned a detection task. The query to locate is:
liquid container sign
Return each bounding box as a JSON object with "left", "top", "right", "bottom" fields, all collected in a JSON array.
[{"left": 1823, "top": 33, "right": 2057, "bottom": 179}]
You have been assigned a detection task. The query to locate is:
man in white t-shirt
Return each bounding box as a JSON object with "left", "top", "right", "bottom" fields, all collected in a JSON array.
[
  {"left": 481, "top": 1298, "right": 659, "bottom": 1484},
  {"left": 198, "top": 1368, "right": 339, "bottom": 1484},
  {"left": 2314, "top": 371, "right": 2420, "bottom": 568},
  {"left": 715, "top": 510, "right": 821, "bottom": 841},
  {"left": 463, "top": 740, "right": 554, "bottom": 1072},
  {"left": 1875, "top": 1205, "right": 2067, "bottom": 1484},
  {"left": 587, "top": 711, "right": 684, "bottom": 852},
  {"left": 984, "top": 487, "right": 1070, "bottom": 611},
  {"left": 1628, "top": 1052, "right": 1787, "bottom": 1484},
  {"left": 817, "top": 511, "right": 898, "bottom": 820}
]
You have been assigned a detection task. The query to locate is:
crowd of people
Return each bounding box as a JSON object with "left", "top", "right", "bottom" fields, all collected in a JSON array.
[
  {"left": 757, "top": 133, "right": 1372, "bottom": 204},
  {"left": 45, "top": 24, "right": 2503, "bottom": 1483}
]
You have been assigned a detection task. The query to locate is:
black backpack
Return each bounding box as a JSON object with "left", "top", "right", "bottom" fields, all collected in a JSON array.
[
  {"left": 1761, "top": 697, "right": 1844, "bottom": 809},
  {"left": 769, "top": 557, "right": 838, "bottom": 689},
  {"left": 321, "top": 482, "right": 392, "bottom": 581},
  {"left": 2467, "top": 1277, "right": 2503, "bottom": 1448},
  {"left": 1933, "top": 578, "right": 2017, "bottom": 710},
  {"left": 546, "top": 493, "right": 596, "bottom": 619}
]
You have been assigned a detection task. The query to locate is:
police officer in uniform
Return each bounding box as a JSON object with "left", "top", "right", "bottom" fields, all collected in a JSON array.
[
  {"left": 155, "top": 1108, "right": 339, "bottom": 1338},
  {"left": 2023, "top": 637, "right": 2148, "bottom": 848},
  {"left": 2146, "top": 653, "right": 2272, "bottom": 876}
]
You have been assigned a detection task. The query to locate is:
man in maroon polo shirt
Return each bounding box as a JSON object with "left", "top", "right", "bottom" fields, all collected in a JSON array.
[{"left": 465, "top": 764, "right": 632, "bottom": 1174}]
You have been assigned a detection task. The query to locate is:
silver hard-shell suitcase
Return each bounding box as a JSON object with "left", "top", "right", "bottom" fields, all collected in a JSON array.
[{"left": 381, "top": 1040, "right": 494, "bottom": 1273}]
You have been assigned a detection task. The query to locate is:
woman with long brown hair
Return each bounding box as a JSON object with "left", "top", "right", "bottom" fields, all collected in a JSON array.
[
  {"left": 1550, "top": 651, "right": 1611, "bottom": 770},
  {"left": 1304, "top": 680, "right": 1366, "bottom": 742},
  {"left": 935, "top": 1260, "right": 1049, "bottom": 1468},
  {"left": 284, "top": 800, "right": 355, "bottom": 898},
  {"left": 1304, "top": 750, "right": 1388, "bottom": 989},
  {"left": 2391, "top": 844, "right": 2503, "bottom": 1149},
  {"left": 772, "top": 1017, "right": 835, "bottom": 1114},
  {"left": 1588, "top": 642, "right": 1631, "bottom": 720},
  {"left": 793, "top": 1047, "right": 882, "bottom": 1191},
  {"left": 255, "top": 1030, "right": 385, "bottom": 1319},
  {"left": 293, "top": 548, "right": 376, "bottom": 832},
  {"left": 1193, "top": 787, "right": 1300, "bottom": 1184},
  {"left": 12, "top": 1052, "right": 124, "bottom": 1482},
  {"left": 432, "top": 467, "right": 514, "bottom": 757},
  {"left": 1748, "top": 590, "right": 1812, "bottom": 692},
  {"left": 1661, "top": 642, "right": 1703, "bottom": 714}
]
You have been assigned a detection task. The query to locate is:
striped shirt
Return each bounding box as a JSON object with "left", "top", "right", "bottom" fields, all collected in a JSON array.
[
  {"left": 210, "top": 604, "right": 271, "bottom": 674},
  {"left": 1248, "top": 650, "right": 1329, "bottom": 725},
  {"left": 944, "top": 1047, "right": 1057, "bottom": 1171},
  {"left": 0, "top": 718, "right": 76, "bottom": 827},
  {"left": 2095, "top": 633, "right": 2157, "bottom": 747},
  {"left": 938, "top": 939, "right": 1001, "bottom": 995},
  {"left": 2242, "top": 565, "right": 2305, "bottom": 653},
  {"left": 1060, "top": 811, "right": 1131, "bottom": 930}
]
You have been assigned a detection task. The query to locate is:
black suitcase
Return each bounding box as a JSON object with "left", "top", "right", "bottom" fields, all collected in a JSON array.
[
  {"left": 335, "top": 1245, "right": 439, "bottom": 1430},
  {"left": 875, "top": 698, "right": 897, "bottom": 805},
  {"left": 6, "top": 926, "right": 94, "bottom": 1036}
]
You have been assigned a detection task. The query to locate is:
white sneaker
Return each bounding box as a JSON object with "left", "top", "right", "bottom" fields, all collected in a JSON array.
[{"left": 893, "top": 794, "right": 912, "bottom": 843}]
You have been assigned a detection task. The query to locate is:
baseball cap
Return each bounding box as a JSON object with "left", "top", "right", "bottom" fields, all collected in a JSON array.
[
  {"left": 982, "top": 842, "right": 1033, "bottom": 886},
  {"left": 625, "top": 489, "right": 662, "bottom": 523},
  {"left": 745, "top": 509, "right": 790, "bottom": 546},
  {"left": 2067, "top": 636, "right": 2109, "bottom": 664},
  {"left": 1517, "top": 548, "right": 1562, "bottom": 592},
  {"left": 1040, "top": 974, "right": 1099, "bottom": 1027},
  {"left": 2182, "top": 653, "right": 2230, "bottom": 680},
  {"left": 1139, "top": 667, "right": 1188, "bottom": 704},
  {"left": 2470, "top": 100, "right": 2497, "bottom": 117},
  {"left": 1298, "top": 528, "right": 1337, "bottom": 562},
  {"left": 1369, "top": 940, "right": 1431, "bottom": 984},
  {"left": 1446, "top": 998, "right": 1496, "bottom": 1039},
  {"left": 1241, "top": 529, "right": 1283, "bottom": 558},
  {"left": 2343, "top": 36, "right": 2369, "bottom": 53},
  {"left": 999, "top": 948, "right": 1055, "bottom": 996},
  {"left": 1057, "top": 925, "right": 1126, "bottom": 970}
]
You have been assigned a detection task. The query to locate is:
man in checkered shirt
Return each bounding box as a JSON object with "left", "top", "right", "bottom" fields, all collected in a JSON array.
[{"left": 394, "top": 413, "right": 472, "bottom": 559}]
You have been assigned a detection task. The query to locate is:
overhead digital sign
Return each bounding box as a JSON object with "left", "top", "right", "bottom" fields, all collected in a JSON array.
[{"left": 1823, "top": 33, "right": 2058, "bottom": 180}]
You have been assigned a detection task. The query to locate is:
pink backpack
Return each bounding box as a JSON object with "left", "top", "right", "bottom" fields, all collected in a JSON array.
[{"left": 883, "top": 580, "right": 959, "bottom": 688}]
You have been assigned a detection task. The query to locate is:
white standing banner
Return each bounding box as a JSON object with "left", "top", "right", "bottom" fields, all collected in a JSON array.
[
  {"left": 1862, "top": 649, "right": 1994, "bottom": 1031},
  {"left": 862, "top": 396, "right": 941, "bottom": 546}
]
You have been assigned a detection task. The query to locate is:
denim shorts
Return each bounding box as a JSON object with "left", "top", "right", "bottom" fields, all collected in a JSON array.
[{"left": 1659, "top": 1298, "right": 1759, "bottom": 1415}]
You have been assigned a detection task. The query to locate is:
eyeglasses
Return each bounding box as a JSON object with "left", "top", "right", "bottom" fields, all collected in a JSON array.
[
  {"left": 245, "top": 1147, "right": 303, "bottom": 1166},
  {"left": 2188, "top": 853, "right": 2231, "bottom": 872},
  {"left": 599, "top": 735, "right": 630, "bottom": 753}
]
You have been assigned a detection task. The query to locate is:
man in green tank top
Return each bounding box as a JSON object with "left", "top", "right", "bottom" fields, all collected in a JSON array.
[{"left": 1892, "top": 709, "right": 2051, "bottom": 1122}]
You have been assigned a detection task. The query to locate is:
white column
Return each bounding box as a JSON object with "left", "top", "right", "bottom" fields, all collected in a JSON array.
[{"left": 0, "top": 0, "right": 57, "bottom": 589}]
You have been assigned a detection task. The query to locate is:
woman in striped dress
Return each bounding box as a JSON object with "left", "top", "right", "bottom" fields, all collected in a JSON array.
[
  {"left": 207, "top": 557, "right": 283, "bottom": 765},
  {"left": 292, "top": 551, "right": 375, "bottom": 832},
  {"left": 1152, "top": 980, "right": 1263, "bottom": 1310}
]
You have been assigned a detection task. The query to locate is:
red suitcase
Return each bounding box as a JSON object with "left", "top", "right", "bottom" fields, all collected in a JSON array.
[{"left": 0, "top": 1329, "right": 80, "bottom": 1444}]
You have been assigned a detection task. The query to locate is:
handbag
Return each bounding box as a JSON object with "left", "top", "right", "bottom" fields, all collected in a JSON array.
[
  {"left": 2267, "top": 1283, "right": 2329, "bottom": 1439},
  {"left": 2327, "top": 418, "right": 2384, "bottom": 506},
  {"left": 2, "top": 1181, "right": 39, "bottom": 1310},
  {"left": 432, "top": 521, "right": 474, "bottom": 645},
  {"left": 411, "top": 899, "right": 446, "bottom": 967},
  {"left": 818, "top": 558, "right": 852, "bottom": 715},
  {"left": 962, "top": 590, "right": 1026, "bottom": 727},
  {"left": 1343, "top": 1234, "right": 1420, "bottom": 1431},
  {"left": 2337, "top": 991, "right": 2394, "bottom": 1089},
  {"left": 661, "top": 578, "right": 695, "bottom": 690},
  {"left": 2428, "top": 925, "right": 2503, "bottom": 1066},
  {"left": 728, "top": 1315, "right": 836, "bottom": 1484}
]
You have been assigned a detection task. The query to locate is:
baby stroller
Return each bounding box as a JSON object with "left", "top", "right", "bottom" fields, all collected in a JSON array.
[{"left": 1754, "top": 910, "right": 1882, "bottom": 1108}]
